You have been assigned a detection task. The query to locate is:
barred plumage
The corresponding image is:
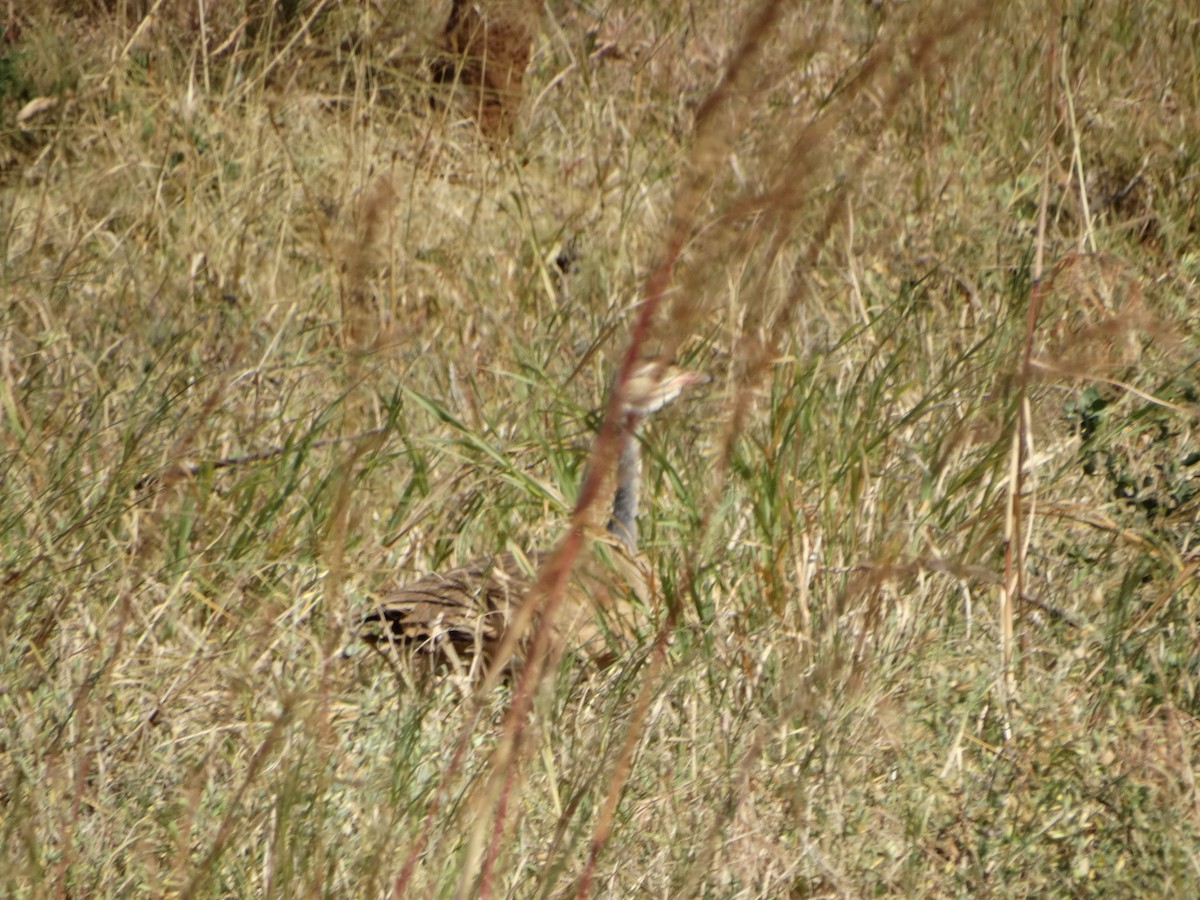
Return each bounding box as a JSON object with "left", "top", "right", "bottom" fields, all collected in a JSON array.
[{"left": 353, "top": 362, "right": 699, "bottom": 673}]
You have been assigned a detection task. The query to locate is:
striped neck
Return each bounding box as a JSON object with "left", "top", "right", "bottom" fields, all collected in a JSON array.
[{"left": 606, "top": 413, "right": 643, "bottom": 551}]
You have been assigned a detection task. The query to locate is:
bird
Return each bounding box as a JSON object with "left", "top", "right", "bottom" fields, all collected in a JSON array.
[{"left": 352, "top": 361, "right": 701, "bottom": 676}]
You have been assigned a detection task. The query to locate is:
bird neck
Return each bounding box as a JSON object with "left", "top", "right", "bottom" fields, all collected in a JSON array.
[{"left": 607, "top": 413, "right": 644, "bottom": 552}]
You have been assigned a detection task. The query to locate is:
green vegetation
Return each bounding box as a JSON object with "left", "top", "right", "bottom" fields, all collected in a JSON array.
[{"left": 2, "top": 1, "right": 1197, "bottom": 895}]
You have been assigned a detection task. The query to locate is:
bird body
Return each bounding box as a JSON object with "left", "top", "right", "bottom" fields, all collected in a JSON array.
[{"left": 354, "top": 362, "right": 699, "bottom": 674}]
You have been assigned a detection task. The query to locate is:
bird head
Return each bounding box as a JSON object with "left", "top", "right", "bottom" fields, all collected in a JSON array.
[{"left": 619, "top": 361, "right": 703, "bottom": 418}]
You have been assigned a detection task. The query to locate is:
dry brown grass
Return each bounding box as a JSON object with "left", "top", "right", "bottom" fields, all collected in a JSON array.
[{"left": 2, "top": 0, "right": 1198, "bottom": 896}]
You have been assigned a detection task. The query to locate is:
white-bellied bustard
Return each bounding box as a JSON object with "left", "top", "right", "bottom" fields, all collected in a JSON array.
[{"left": 352, "top": 361, "right": 700, "bottom": 675}]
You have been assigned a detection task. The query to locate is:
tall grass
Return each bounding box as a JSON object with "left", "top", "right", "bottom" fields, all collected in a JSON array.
[{"left": 2, "top": 0, "right": 1197, "bottom": 895}]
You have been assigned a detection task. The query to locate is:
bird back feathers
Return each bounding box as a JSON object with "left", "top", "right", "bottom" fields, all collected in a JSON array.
[{"left": 354, "top": 544, "right": 653, "bottom": 675}]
